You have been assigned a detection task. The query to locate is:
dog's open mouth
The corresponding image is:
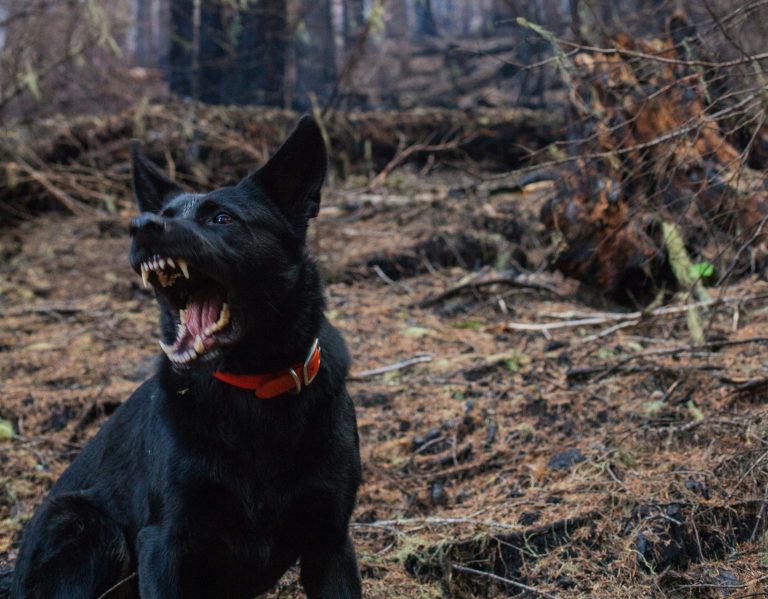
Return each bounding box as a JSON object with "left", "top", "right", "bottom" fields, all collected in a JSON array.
[{"left": 139, "top": 255, "right": 231, "bottom": 366}]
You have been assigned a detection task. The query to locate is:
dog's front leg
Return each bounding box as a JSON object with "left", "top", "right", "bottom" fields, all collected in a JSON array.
[
  {"left": 300, "top": 535, "right": 362, "bottom": 599},
  {"left": 136, "top": 525, "right": 183, "bottom": 599}
]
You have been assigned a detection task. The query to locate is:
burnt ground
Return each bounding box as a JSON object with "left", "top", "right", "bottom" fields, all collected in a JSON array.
[{"left": 1, "top": 170, "right": 768, "bottom": 598}]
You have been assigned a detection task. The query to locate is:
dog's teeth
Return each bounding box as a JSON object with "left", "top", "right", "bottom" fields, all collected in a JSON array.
[
  {"left": 194, "top": 335, "right": 204, "bottom": 354},
  {"left": 159, "top": 258, "right": 166, "bottom": 270},
  {"left": 141, "top": 265, "right": 150, "bottom": 288},
  {"left": 217, "top": 303, "right": 230, "bottom": 328},
  {"left": 178, "top": 259, "right": 189, "bottom": 279},
  {"left": 167, "top": 257, "right": 176, "bottom": 268},
  {"left": 159, "top": 340, "right": 174, "bottom": 358},
  {"left": 177, "top": 323, "right": 185, "bottom": 339}
]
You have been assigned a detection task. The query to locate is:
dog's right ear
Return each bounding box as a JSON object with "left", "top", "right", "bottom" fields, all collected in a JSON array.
[{"left": 131, "top": 140, "right": 182, "bottom": 213}]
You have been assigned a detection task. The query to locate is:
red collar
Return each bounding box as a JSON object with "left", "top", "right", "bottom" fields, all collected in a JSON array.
[{"left": 212, "top": 339, "right": 321, "bottom": 399}]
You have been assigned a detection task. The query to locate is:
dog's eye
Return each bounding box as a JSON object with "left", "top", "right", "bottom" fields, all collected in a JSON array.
[{"left": 212, "top": 212, "right": 233, "bottom": 225}]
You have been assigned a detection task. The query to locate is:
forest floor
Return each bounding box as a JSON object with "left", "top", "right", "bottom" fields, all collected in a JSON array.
[{"left": 1, "top": 169, "right": 768, "bottom": 598}]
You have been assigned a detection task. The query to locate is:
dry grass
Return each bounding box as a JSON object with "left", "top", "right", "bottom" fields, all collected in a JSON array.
[{"left": 1, "top": 169, "right": 767, "bottom": 597}]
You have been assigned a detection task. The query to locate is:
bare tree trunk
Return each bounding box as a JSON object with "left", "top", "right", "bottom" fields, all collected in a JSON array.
[
  {"left": 150, "top": 0, "right": 167, "bottom": 66},
  {"left": 237, "top": 0, "right": 287, "bottom": 106},
  {"left": 343, "top": 0, "right": 365, "bottom": 47},
  {"left": 386, "top": 0, "right": 407, "bottom": 39},
  {"left": 135, "top": 0, "right": 152, "bottom": 65},
  {"left": 263, "top": 0, "right": 287, "bottom": 106},
  {"left": 191, "top": 0, "right": 201, "bottom": 101},
  {"left": 414, "top": 0, "right": 438, "bottom": 36},
  {"left": 169, "top": 0, "right": 193, "bottom": 96},
  {"left": 294, "top": 0, "right": 335, "bottom": 109}
]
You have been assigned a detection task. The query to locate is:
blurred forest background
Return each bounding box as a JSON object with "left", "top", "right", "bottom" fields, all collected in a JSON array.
[
  {"left": 1, "top": 0, "right": 764, "bottom": 118},
  {"left": 5, "top": 1, "right": 768, "bottom": 598}
]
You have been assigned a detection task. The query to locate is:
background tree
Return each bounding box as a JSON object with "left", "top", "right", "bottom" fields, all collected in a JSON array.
[
  {"left": 413, "top": 0, "right": 438, "bottom": 36},
  {"left": 343, "top": 0, "right": 365, "bottom": 48},
  {"left": 293, "top": 0, "right": 336, "bottom": 109}
]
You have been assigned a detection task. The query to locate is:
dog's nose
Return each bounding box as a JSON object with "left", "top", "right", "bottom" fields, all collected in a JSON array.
[{"left": 130, "top": 212, "right": 166, "bottom": 237}]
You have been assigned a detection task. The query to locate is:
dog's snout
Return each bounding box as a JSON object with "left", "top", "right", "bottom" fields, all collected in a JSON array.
[{"left": 130, "top": 212, "right": 166, "bottom": 237}]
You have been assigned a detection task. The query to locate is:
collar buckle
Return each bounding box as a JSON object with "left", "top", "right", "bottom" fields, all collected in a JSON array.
[
  {"left": 287, "top": 368, "right": 302, "bottom": 394},
  {"left": 302, "top": 338, "right": 320, "bottom": 386}
]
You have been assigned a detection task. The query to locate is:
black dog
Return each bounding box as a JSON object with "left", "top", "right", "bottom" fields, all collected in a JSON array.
[{"left": 12, "top": 117, "right": 362, "bottom": 599}]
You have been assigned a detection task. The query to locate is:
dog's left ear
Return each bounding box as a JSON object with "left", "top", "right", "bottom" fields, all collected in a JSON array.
[
  {"left": 131, "top": 141, "right": 183, "bottom": 213},
  {"left": 244, "top": 116, "right": 327, "bottom": 230}
]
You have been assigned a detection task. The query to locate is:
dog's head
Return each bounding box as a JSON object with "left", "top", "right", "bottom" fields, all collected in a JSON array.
[{"left": 129, "top": 116, "right": 326, "bottom": 371}]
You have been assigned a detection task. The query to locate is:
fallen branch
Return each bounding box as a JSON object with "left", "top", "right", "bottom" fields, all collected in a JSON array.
[
  {"left": 367, "top": 137, "right": 464, "bottom": 191},
  {"left": 350, "top": 354, "right": 433, "bottom": 380},
  {"left": 580, "top": 320, "right": 640, "bottom": 343},
  {"left": 506, "top": 293, "right": 768, "bottom": 333},
  {"left": 352, "top": 515, "right": 517, "bottom": 531},
  {"left": 566, "top": 336, "right": 768, "bottom": 384},
  {"left": 15, "top": 156, "right": 95, "bottom": 215},
  {"left": 95, "top": 572, "right": 137, "bottom": 599},
  {"left": 418, "top": 269, "right": 569, "bottom": 308},
  {"left": 451, "top": 564, "right": 559, "bottom": 599},
  {"left": 0, "top": 303, "right": 89, "bottom": 317}
]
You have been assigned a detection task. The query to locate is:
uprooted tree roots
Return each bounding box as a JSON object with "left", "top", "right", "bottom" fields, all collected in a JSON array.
[{"left": 540, "top": 12, "right": 768, "bottom": 303}]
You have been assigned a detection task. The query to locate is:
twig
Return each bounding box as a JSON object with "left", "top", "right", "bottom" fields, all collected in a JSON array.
[
  {"left": 321, "top": 0, "right": 384, "bottom": 117},
  {"left": 14, "top": 156, "right": 96, "bottom": 215},
  {"left": 567, "top": 337, "right": 768, "bottom": 384},
  {"left": 506, "top": 293, "right": 768, "bottom": 332},
  {"left": 367, "top": 137, "right": 464, "bottom": 191},
  {"left": 556, "top": 38, "right": 768, "bottom": 70},
  {"left": 580, "top": 320, "right": 640, "bottom": 343},
  {"left": 350, "top": 355, "right": 433, "bottom": 380},
  {"left": 352, "top": 516, "right": 517, "bottom": 531},
  {"left": 749, "top": 484, "right": 768, "bottom": 541},
  {"left": 716, "top": 214, "right": 768, "bottom": 286},
  {"left": 418, "top": 269, "right": 568, "bottom": 308},
  {"left": 0, "top": 303, "right": 87, "bottom": 317},
  {"left": 372, "top": 264, "right": 414, "bottom": 295},
  {"left": 95, "top": 572, "right": 137, "bottom": 599},
  {"left": 451, "top": 564, "right": 559, "bottom": 599}
]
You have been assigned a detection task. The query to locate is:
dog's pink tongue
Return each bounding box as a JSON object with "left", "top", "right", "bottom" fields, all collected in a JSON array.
[
  {"left": 186, "top": 295, "right": 222, "bottom": 338},
  {"left": 174, "top": 292, "right": 224, "bottom": 353}
]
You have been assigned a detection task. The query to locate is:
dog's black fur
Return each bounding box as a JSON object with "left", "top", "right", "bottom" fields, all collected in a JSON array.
[{"left": 11, "top": 117, "right": 362, "bottom": 599}]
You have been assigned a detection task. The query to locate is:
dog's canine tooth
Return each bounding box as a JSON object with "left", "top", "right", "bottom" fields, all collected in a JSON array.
[
  {"left": 178, "top": 258, "right": 189, "bottom": 279},
  {"left": 159, "top": 340, "right": 174, "bottom": 359},
  {"left": 141, "top": 265, "right": 150, "bottom": 288},
  {"left": 180, "top": 309, "right": 187, "bottom": 325},
  {"left": 217, "top": 303, "right": 230, "bottom": 328},
  {"left": 194, "top": 335, "right": 205, "bottom": 355}
]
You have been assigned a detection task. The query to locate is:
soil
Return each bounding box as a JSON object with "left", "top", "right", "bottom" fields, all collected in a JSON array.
[{"left": 1, "top": 169, "right": 768, "bottom": 598}]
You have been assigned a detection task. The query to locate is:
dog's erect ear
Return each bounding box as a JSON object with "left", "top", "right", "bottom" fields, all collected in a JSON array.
[
  {"left": 244, "top": 116, "right": 327, "bottom": 229},
  {"left": 131, "top": 140, "right": 183, "bottom": 213}
]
